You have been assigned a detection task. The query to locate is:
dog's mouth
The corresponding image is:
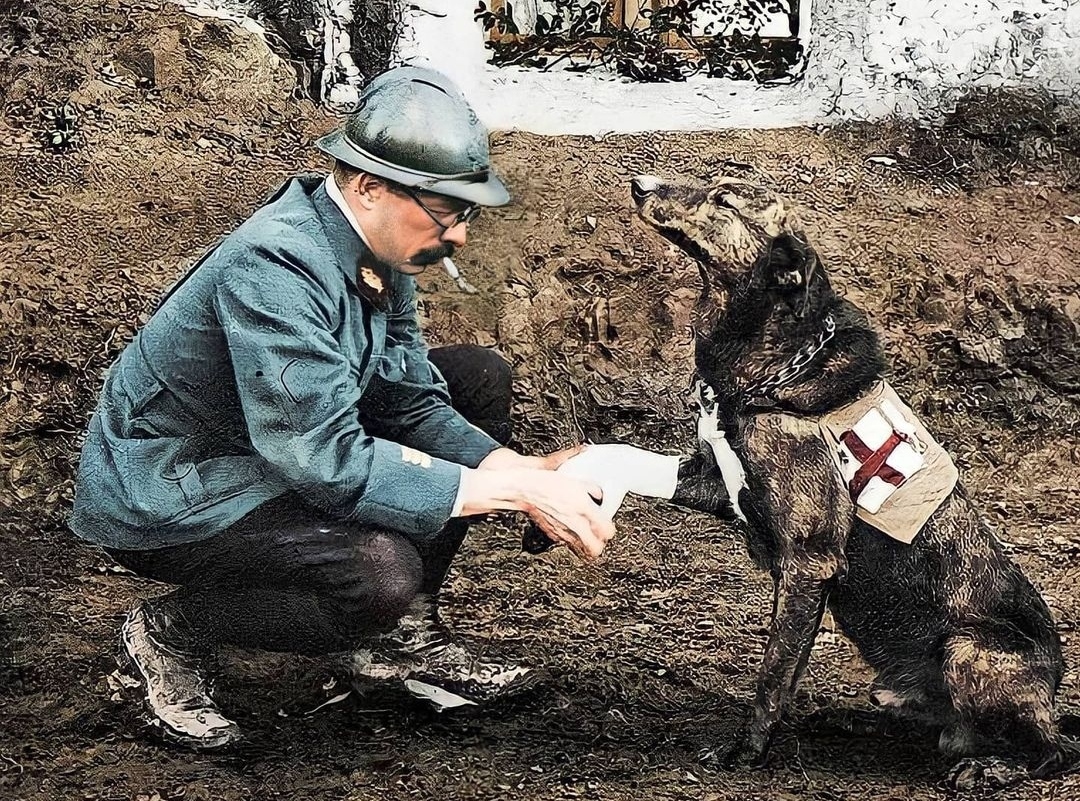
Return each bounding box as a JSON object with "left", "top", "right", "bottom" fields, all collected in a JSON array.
[
  {"left": 638, "top": 219, "right": 744, "bottom": 296},
  {"left": 659, "top": 226, "right": 723, "bottom": 274}
]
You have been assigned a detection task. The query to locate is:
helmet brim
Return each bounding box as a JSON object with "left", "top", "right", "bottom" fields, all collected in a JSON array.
[{"left": 316, "top": 130, "right": 511, "bottom": 207}]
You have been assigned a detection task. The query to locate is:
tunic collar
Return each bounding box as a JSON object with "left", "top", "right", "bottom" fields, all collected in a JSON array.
[
  {"left": 311, "top": 175, "right": 393, "bottom": 309},
  {"left": 324, "top": 174, "right": 373, "bottom": 248}
]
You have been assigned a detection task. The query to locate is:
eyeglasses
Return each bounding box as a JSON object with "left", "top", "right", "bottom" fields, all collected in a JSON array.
[{"left": 398, "top": 185, "right": 481, "bottom": 231}]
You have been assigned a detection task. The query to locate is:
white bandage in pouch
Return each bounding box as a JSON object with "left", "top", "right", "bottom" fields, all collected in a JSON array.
[{"left": 556, "top": 443, "right": 680, "bottom": 519}]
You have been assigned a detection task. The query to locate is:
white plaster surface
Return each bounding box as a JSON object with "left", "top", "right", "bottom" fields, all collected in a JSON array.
[{"left": 399, "top": 0, "right": 1080, "bottom": 133}]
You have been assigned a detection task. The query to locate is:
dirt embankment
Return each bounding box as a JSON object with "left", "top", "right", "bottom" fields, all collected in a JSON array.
[{"left": 2, "top": 3, "right": 1079, "bottom": 801}]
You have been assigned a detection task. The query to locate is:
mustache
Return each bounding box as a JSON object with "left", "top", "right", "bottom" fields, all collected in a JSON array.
[{"left": 409, "top": 244, "right": 455, "bottom": 266}]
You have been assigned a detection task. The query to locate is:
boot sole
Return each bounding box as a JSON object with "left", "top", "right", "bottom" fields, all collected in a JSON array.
[{"left": 403, "top": 666, "right": 545, "bottom": 712}]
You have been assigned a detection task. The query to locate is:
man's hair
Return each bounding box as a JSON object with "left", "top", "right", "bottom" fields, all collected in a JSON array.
[{"left": 333, "top": 160, "right": 364, "bottom": 186}]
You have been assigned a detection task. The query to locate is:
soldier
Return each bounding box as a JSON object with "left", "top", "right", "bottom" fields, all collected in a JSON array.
[{"left": 69, "top": 65, "right": 615, "bottom": 749}]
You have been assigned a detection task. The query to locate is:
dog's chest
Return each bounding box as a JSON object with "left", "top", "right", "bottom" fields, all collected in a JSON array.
[
  {"left": 728, "top": 412, "right": 862, "bottom": 548},
  {"left": 692, "top": 379, "right": 847, "bottom": 532}
]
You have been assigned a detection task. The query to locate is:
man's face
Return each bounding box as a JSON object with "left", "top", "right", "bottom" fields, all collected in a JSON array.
[{"left": 359, "top": 177, "right": 478, "bottom": 275}]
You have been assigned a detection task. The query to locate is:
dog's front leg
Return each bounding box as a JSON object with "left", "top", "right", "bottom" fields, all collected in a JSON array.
[
  {"left": 725, "top": 559, "right": 838, "bottom": 767},
  {"left": 669, "top": 448, "right": 739, "bottom": 519}
]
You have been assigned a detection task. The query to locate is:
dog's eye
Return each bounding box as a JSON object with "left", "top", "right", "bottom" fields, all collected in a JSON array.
[{"left": 714, "top": 192, "right": 737, "bottom": 209}]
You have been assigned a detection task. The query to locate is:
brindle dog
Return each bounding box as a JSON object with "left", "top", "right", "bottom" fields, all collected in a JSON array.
[{"left": 631, "top": 174, "right": 1078, "bottom": 789}]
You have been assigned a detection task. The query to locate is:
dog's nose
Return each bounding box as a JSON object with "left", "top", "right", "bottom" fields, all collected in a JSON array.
[{"left": 630, "top": 175, "right": 662, "bottom": 204}]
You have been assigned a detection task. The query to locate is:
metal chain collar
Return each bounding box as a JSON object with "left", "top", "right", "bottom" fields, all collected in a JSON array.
[{"left": 744, "top": 313, "right": 837, "bottom": 398}]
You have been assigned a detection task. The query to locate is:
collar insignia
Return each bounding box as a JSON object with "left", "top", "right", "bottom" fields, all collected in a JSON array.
[
  {"left": 360, "top": 265, "right": 384, "bottom": 294},
  {"left": 356, "top": 258, "right": 391, "bottom": 311}
]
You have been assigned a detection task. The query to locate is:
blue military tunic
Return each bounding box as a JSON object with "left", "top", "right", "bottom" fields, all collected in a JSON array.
[{"left": 69, "top": 175, "right": 500, "bottom": 550}]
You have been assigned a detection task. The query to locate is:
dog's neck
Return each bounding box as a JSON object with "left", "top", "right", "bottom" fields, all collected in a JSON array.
[{"left": 694, "top": 243, "right": 887, "bottom": 421}]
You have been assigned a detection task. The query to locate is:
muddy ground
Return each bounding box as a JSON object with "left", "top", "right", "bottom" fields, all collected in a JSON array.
[{"left": 2, "top": 2, "right": 1080, "bottom": 800}]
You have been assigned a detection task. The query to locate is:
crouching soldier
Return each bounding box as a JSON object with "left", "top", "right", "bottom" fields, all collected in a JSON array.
[{"left": 69, "top": 65, "right": 615, "bottom": 750}]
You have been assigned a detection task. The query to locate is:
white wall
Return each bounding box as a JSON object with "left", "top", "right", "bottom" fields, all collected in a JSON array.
[{"left": 398, "top": 0, "right": 1080, "bottom": 133}]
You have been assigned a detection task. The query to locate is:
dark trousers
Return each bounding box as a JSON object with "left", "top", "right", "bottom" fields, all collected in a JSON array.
[{"left": 108, "top": 345, "right": 512, "bottom": 657}]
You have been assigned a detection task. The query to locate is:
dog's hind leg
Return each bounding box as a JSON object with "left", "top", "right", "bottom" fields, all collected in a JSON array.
[{"left": 941, "top": 630, "right": 1068, "bottom": 789}]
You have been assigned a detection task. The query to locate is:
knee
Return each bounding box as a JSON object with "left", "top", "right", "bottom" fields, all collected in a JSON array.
[
  {"left": 474, "top": 347, "right": 512, "bottom": 394},
  {"left": 433, "top": 344, "right": 512, "bottom": 395},
  {"left": 431, "top": 345, "right": 513, "bottom": 444},
  {"left": 474, "top": 349, "right": 513, "bottom": 443},
  {"left": 358, "top": 531, "right": 424, "bottom": 619}
]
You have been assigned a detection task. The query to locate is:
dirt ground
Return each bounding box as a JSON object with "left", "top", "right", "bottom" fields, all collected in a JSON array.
[{"left": 2, "top": 2, "right": 1080, "bottom": 800}]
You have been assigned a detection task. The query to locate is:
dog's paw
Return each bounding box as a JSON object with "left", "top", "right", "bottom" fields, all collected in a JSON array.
[
  {"left": 699, "top": 727, "right": 771, "bottom": 771},
  {"left": 670, "top": 453, "right": 735, "bottom": 519},
  {"left": 946, "top": 757, "right": 1027, "bottom": 792},
  {"left": 1030, "top": 738, "right": 1080, "bottom": 778}
]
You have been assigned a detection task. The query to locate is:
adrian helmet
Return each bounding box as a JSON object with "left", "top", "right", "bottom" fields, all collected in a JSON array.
[{"left": 315, "top": 65, "right": 509, "bottom": 207}]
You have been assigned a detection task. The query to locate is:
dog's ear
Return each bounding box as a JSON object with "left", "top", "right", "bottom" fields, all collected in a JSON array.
[{"left": 764, "top": 234, "right": 817, "bottom": 291}]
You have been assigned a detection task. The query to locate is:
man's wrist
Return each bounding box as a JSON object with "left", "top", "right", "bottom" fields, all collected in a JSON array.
[
  {"left": 453, "top": 465, "right": 527, "bottom": 517},
  {"left": 477, "top": 447, "right": 535, "bottom": 471}
]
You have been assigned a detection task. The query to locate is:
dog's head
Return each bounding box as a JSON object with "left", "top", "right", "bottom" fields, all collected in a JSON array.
[{"left": 631, "top": 174, "right": 826, "bottom": 317}]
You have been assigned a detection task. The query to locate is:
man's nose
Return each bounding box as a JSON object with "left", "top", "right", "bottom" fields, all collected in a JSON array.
[{"left": 441, "top": 223, "right": 468, "bottom": 247}]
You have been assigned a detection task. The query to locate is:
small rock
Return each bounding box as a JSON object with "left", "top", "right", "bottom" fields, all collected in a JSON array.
[{"left": 921, "top": 298, "right": 950, "bottom": 323}]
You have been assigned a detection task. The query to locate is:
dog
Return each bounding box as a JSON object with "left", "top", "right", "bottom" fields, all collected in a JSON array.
[{"left": 629, "top": 173, "right": 1078, "bottom": 789}]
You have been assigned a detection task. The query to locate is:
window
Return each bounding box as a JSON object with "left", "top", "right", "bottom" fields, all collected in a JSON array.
[{"left": 474, "top": 0, "right": 804, "bottom": 83}]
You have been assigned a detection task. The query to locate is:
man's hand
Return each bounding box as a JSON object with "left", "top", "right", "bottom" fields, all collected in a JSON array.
[
  {"left": 457, "top": 466, "right": 615, "bottom": 560},
  {"left": 477, "top": 445, "right": 585, "bottom": 472},
  {"left": 515, "top": 470, "right": 614, "bottom": 559}
]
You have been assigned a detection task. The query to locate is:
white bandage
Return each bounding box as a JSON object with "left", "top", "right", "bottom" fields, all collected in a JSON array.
[{"left": 556, "top": 443, "right": 680, "bottom": 520}]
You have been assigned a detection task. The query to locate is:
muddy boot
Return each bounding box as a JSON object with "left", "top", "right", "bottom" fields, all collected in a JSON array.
[
  {"left": 349, "top": 595, "right": 538, "bottom": 711},
  {"left": 118, "top": 603, "right": 241, "bottom": 749}
]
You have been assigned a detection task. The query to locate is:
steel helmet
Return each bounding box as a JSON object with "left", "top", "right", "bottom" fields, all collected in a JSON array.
[{"left": 315, "top": 65, "right": 509, "bottom": 207}]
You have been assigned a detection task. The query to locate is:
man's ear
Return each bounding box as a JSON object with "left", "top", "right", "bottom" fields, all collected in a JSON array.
[
  {"left": 353, "top": 173, "right": 388, "bottom": 210},
  {"left": 764, "top": 234, "right": 816, "bottom": 290}
]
